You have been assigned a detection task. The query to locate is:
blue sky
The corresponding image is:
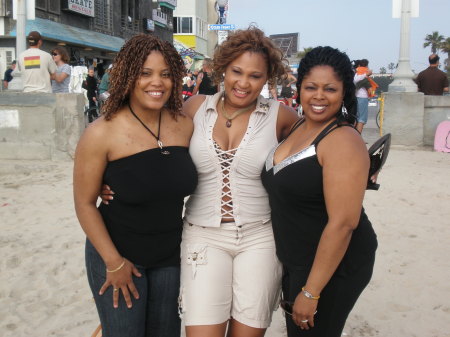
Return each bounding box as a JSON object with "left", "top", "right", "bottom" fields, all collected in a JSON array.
[{"left": 227, "top": 0, "right": 450, "bottom": 74}]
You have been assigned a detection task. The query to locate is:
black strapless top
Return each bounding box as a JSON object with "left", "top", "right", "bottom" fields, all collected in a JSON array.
[
  {"left": 261, "top": 120, "right": 377, "bottom": 269},
  {"left": 99, "top": 146, "right": 197, "bottom": 268}
]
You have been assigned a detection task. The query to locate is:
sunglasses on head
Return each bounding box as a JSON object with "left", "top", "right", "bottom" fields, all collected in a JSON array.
[{"left": 51, "top": 52, "right": 59, "bottom": 56}]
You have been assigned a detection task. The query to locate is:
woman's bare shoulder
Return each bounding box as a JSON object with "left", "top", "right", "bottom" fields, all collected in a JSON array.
[{"left": 183, "top": 94, "right": 208, "bottom": 119}]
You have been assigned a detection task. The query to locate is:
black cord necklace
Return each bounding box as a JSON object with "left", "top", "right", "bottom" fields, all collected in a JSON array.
[{"left": 128, "top": 104, "right": 170, "bottom": 155}]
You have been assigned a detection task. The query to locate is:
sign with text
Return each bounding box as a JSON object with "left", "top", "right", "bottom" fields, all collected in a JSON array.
[
  {"left": 145, "top": 19, "right": 155, "bottom": 32},
  {"left": 67, "top": 0, "right": 95, "bottom": 17},
  {"left": 218, "top": 31, "right": 228, "bottom": 45},
  {"left": 208, "top": 24, "right": 235, "bottom": 31}
]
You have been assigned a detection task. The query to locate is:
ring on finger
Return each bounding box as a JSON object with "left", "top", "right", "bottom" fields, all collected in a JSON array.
[
  {"left": 301, "top": 319, "right": 308, "bottom": 323},
  {"left": 113, "top": 288, "right": 119, "bottom": 292}
]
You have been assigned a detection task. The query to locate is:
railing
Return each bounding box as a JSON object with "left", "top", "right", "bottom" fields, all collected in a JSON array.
[{"left": 152, "top": 9, "right": 167, "bottom": 26}]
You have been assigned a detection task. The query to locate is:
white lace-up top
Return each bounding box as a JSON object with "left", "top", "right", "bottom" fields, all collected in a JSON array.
[{"left": 184, "top": 91, "right": 280, "bottom": 228}]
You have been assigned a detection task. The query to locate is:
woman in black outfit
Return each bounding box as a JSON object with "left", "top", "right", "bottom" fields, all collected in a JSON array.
[
  {"left": 261, "top": 46, "right": 377, "bottom": 337},
  {"left": 82, "top": 67, "right": 99, "bottom": 122},
  {"left": 74, "top": 34, "right": 197, "bottom": 337}
]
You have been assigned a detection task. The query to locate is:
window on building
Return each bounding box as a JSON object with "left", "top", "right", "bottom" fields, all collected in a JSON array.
[
  {"left": 35, "top": 0, "right": 46, "bottom": 10},
  {"left": 94, "top": 0, "right": 112, "bottom": 32},
  {"left": 174, "top": 17, "right": 192, "bottom": 34},
  {"left": 196, "top": 18, "right": 207, "bottom": 39},
  {"left": 48, "top": 0, "right": 60, "bottom": 14},
  {"left": 34, "top": 0, "right": 60, "bottom": 13}
]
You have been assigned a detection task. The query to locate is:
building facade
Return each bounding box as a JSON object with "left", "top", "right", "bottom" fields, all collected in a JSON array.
[
  {"left": 0, "top": 0, "right": 176, "bottom": 79},
  {"left": 173, "top": 0, "right": 218, "bottom": 59}
]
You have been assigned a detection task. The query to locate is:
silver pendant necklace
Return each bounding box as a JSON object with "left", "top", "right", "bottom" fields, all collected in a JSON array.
[{"left": 128, "top": 104, "right": 170, "bottom": 155}]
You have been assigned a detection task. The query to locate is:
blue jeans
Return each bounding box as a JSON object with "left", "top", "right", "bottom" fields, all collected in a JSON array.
[
  {"left": 356, "top": 97, "right": 369, "bottom": 124},
  {"left": 85, "top": 239, "right": 181, "bottom": 337}
]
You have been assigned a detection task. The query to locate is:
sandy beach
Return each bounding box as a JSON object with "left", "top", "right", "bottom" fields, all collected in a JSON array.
[{"left": 1, "top": 147, "right": 449, "bottom": 337}]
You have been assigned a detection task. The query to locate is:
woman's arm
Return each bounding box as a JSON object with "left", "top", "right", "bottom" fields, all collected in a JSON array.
[
  {"left": 74, "top": 124, "right": 141, "bottom": 308},
  {"left": 291, "top": 127, "right": 369, "bottom": 328},
  {"left": 276, "top": 103, "right": 300, "bottom": 141},
  {"left": 182, "top": 94, "right": 207, "bottom": 119}
]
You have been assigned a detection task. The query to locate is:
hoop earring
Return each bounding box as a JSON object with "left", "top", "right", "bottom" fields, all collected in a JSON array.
[
  {"left": 341, "top": 103, "right": 348, "bottom": 118},
  {"left": 298, "top": 104, "right": 303, "bottom": 116}
]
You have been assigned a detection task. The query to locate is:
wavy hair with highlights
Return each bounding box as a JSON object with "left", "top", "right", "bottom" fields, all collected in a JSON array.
[
  {"left": 212, "top": 27, "right": 287, "bottom": 87},
  {"left": 297, "top": 46, "right": 357, "bottom": 124},
  {"left": 102, "top": 34, "right": 185, "bottom": 120}
]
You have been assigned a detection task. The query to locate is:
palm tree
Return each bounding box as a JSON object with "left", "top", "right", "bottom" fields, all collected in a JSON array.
[
  {"left": 296, "top": 47, "right": 313, "bottom": 59},
  {"left": 440, "top": 37, "right": 450, "bottom": 72},
  {"left": 423, "top": 31, "right": 444, "bottom": 53},
  {"left": 388, "top": 62, "right": 396, "bottom": 74}
]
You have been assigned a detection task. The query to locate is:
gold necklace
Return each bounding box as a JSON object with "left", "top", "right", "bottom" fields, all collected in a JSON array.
[{"left": 220, "top": 95, "right": 255, "bottom": 128}]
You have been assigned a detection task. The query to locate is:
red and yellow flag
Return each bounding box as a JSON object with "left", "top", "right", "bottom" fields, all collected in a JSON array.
[{"left": 24, "top": 56, "right": 41, "bottom": 69}]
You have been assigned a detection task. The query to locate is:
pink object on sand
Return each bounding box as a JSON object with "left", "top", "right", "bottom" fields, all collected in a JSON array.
[{"left": 434, "top": 120, "right": 450, "bottom": 153}]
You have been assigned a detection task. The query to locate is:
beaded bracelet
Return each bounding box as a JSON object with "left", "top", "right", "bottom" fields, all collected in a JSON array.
[
  {"left": 301, "top": 287, "right": 320, "bottom": 300},
  {"left": 106, "top": 259, "right": 125, "bottom": 273}
]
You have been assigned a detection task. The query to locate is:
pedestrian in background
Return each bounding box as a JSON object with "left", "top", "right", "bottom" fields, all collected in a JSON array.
[
  {"left": 51, "top": 46, "right": 71, "bottom": 93},
  {"left": 17, "top": 31, "right": 56, "bottom": 93},
  {"left": 2, "top": 60, "right": 16, "bottom": 89},
  {"left": 353, "top": 59, "right": 375, "bottom": 133},
  {"left": 98, "top": 64, "right": 112, "bottom": 102},
  {"left": 192, "top": 58, "right": 218, "bottom": 95},
  {"left": 82, "top": 67, "right": 98, "bottom": 122},
  {"left": 279, "top": 67, "right": 297, "bottom": 107},
  {"left": 415, "top": 54, "right": 449, "bottom": 95},
  {"left": 182, "top": 71, "right": 195, "bottom": 101}
]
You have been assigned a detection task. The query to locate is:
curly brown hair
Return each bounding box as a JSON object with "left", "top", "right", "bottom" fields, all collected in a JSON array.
[
  {"left": 212, "top": 27, "right": 287, "bottom": 87},
  {"left": 51, "top": 46, "right": 69, "bottom": 63},
  {"left": 102, "top": 34, "right": 185, "bottom": 120}
]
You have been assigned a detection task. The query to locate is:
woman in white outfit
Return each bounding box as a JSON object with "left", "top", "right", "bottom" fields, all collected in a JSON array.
[{"left": 179, "top": 27, "right": 298, "bottom": 337}]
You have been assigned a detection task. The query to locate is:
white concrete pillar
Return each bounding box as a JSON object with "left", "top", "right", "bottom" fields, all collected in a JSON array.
[
  {"left": 388, "top": 0, "right": 418, "bottom": 92},
  {"left": 8, "top": 0, "right": 26, "bottom": 91}
]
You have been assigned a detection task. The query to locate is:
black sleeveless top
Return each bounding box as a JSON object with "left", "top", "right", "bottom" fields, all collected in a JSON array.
[
  {"left": 98, "top": 146, "right": 197, "bottom": 268},
  {"left": 261, "top": 120, "right": 377, "bottom": 270},
  {"left": 198, "top": 72, "right": 217, "bottom": 95}
]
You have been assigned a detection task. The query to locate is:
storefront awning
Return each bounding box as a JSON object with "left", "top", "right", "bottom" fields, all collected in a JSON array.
[{"left": 9, "top": 18, "right": 125, "bottom": 52}]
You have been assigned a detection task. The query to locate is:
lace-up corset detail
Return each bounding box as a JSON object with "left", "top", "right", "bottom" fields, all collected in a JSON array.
[
  {"left": 184, "top": 92, "right": 281, "bottom": 228},
  {"left": 213, "top": 140, "right": 238, "bottom": 221}
]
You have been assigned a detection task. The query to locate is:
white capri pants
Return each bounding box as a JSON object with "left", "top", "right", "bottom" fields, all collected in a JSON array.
[{"left": 179, "top": 220, "right": 282, "bottom": 329}]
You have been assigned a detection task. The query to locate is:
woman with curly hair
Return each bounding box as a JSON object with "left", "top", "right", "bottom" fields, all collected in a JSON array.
[
  {"left": 178, "top": 27, "right": 298, "bottom": 337},
  {"left": 262, "top": 46, "right": 377, "bottom": 336},
  {"left": 73, "top": 34, "right": 197, "bottom": 337}
]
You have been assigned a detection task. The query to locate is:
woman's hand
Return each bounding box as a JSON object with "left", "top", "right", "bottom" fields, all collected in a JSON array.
[
  {"left": 369, "top": 171, "right": 379, "bottom": 184},
  {"left": 99, "top": 258, "right": 142, "bottom": 308},
  {"left": 292, "top": 292, "right": 318, "bottom": 330},
  {"left": 101, "top": 184, "right": 114, "bottom": 204}
]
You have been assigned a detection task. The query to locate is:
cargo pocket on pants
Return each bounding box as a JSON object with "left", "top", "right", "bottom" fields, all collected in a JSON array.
[{"left": 185, "top": 244, "right": 207, "bottom": 279}]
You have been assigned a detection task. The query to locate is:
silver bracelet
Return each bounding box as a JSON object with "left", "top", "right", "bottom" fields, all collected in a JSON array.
[{"left": 301, "top": 287, "right": 320, "bottom": 300}]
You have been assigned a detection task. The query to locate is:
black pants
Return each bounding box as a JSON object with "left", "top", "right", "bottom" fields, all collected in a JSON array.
[
  {"left": 87, "top": 98, "right": 98, "bottom": 122},
  {"left": 282, "top": 252, "right": 375, "bottom": 337}
]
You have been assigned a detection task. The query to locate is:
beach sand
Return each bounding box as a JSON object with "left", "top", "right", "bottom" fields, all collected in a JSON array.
[{"left": 1, "top": 147, "right": 449, "bottom": 337}]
